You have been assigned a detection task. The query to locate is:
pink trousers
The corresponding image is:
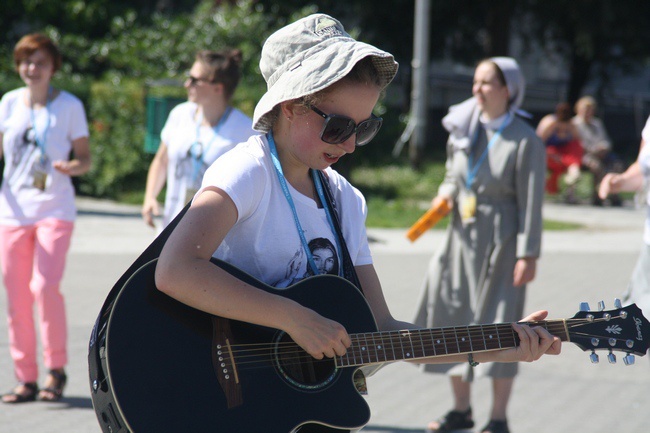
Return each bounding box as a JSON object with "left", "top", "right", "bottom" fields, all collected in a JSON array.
[{"left": 0, "top": 218, "right": 73, "bottom": 383}]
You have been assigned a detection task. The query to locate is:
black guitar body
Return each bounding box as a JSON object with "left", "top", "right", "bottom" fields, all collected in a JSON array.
[{"left": 90, "top": 258, "right": 376, "bottom": 433}]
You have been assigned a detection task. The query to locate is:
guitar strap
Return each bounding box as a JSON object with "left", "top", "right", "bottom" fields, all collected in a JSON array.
[{"left": 315, "top": 170, "right": 364, "bottom": 295}]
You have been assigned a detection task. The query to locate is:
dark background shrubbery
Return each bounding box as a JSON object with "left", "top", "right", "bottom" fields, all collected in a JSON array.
[{"left": 3, "top": 0, "right": 650, "bottom": 200}]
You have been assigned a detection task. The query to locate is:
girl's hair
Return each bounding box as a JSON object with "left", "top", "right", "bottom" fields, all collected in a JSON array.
[
  {"left": 196, "top": 48, "right": 244, "bottom": 100},
  {"left": 14, "top": 33, "right": 62, "bottom": 73},
  {"left": 555, "top": 102, "right": 573, "bottom": 121}
]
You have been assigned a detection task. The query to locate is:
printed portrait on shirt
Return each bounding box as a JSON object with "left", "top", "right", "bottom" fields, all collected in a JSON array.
[
  {"left": 13, "top": 126, "right": 38, "bottom": 166},
  {"left": 273, "top": 237, "right": 339, "bottom": 288},
  {"left": 174, "top": 142, "right": 210, "bottom": 191}
]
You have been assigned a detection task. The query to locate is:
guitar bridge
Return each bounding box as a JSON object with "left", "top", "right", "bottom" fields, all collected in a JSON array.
[{"left": 212, "top": 317, "right": 243, "bottom": 408}]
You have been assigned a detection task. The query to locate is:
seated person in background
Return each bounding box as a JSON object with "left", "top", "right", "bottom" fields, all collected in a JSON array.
[
  {"left": 572, "top": 96, "right": 624, "bottom": 206},
  {"left": 536, "top": 102, "right": 583, "bottom": 203}
]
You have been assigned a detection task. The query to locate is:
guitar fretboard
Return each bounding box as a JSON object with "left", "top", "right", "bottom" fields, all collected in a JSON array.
[{"left": 336, "top": 320, "right": 569, "bottom": 367}]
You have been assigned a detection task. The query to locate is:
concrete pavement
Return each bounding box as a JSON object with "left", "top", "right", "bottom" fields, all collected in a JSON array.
[{"left": 0, "top": 198, "right": 648, "bottom": 432}]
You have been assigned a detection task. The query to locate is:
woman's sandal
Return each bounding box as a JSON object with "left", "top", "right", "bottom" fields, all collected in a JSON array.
[
  {"left": 1, "top": 382, "right": 38, "bottom": 404},
  {"left": 426, "top": 407, "right": 474, "bottom": 432},
  {"left": 481, "top": 419, "right": 510, "bottom": 433},
  {"left": 38, "top": 369, "right": 67, "bottom": 402}
]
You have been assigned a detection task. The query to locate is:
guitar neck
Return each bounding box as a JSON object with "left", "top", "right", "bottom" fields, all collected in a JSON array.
[{"left": 337, "top": 320, "right": 569, "bottom": 367}]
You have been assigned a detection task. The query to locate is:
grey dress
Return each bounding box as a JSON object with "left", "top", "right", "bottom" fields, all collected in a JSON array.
[{"left": 414, "top": 115, "right": 545, "bottom": 380}]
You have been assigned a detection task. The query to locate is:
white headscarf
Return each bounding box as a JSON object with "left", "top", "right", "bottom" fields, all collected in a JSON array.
[{"left": 441, "top": 57, "right": 527, "bottom": 149}]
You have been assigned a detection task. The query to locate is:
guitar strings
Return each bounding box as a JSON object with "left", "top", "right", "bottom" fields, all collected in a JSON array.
[{"left": 217, "top": 316, "right": 627, "bottom": 371}]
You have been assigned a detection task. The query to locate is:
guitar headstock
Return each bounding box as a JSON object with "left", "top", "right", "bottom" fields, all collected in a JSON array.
[{"left": 568, "top": 299, "right": 650, "bottom": 365}]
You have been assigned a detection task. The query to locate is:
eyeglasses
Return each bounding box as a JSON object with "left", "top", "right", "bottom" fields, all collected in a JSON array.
[
  {"left": 20, "top": 60, "right": 52, "bottom": 70},
  {"left": 185, "top": 74, "right": 218, "bottom": 87},
  {"left": 310, "top": 106, "right": 382, "bottom": 146}
]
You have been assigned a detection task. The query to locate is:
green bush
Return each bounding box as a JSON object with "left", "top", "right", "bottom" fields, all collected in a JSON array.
[
  {"left": 0, "top": 0, "right": 410, "bottom": 201},
  {"left": 78, "top": 79, "right": 149, "bottom": 198}
]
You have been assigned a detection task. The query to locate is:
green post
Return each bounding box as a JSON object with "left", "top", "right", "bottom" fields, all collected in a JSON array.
[
  {"left": 144, "top": 95, "right": 186, "bottom": 154},
  {"left": 143, "top": 79, "right": 185, "bottom": 154}
]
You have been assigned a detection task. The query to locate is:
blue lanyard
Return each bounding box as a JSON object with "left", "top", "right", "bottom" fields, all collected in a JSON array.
[
  {"left": 466, "top": 112, "right": 510, "bottom": 189},
  {"left": 266, "top": 131, "right": 342, "bottom": 277},
  {"left": 190, "top": 106, "right": 232, "bottom": 183},
  {"left": 28, "top": 87, "right": 52, "bottom": 161}
]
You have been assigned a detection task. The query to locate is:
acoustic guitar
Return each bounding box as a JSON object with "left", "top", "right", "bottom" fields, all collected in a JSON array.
[{"left": 89, "top": 258, "right": 650, "bottom": 433}]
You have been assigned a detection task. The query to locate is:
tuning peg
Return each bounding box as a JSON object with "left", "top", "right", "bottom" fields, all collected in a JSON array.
[
  {"left": 590, "top": 350, "right": 599, "bottom": 364},
  {"left": 614, "top": 298, "right": 622, "bottom": 309},
  {"left": 580, "top": 302, "right": 591, "bottom": 312},
  {"left": 598, "top": 301, "right": 605, "bottom": 311},
  {"left": 607, "top": 351, "right": 616, "bottom": 364},
  {"left": 623, "top": 354, "right": 635, "bottom": 366}
]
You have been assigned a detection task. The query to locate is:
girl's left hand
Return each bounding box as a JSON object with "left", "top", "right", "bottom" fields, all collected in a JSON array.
[{"left": 493, "top": 310, "right": 562, "bottom": 363}]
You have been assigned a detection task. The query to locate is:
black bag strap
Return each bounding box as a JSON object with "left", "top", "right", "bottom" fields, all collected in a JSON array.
[{"left": 315, "top": 170, "right": 363, "bottom": 294}]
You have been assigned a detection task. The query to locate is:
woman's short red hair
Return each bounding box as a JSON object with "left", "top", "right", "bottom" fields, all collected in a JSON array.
[{"left": 14, "top": 33, "right": 62, "bottom": 73}]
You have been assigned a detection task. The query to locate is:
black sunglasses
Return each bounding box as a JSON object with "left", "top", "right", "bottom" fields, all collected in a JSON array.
[
  {"left": 185, "top": 74, "right": 218, "bottom": 86},
  {"left": 310, "top": 106, "right": 382, "bottom": 146}
]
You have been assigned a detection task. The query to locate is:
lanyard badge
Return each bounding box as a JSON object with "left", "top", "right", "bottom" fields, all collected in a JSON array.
[
  {"left": 461, "top": 113, "right": 511, "bottom": 224},
  {"left": 31, "top": 154, "right": 50, "bottom": 191},
  {"left": 29, "top": 87, "right": 53, "bottom": 191},
  {"left": 459, "top": 189, "right": 477, "bottom": 224}
]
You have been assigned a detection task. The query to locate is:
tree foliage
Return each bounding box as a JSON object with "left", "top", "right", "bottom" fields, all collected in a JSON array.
[{"left": 2, "top": 0, "right": 650, "bottom": 195}]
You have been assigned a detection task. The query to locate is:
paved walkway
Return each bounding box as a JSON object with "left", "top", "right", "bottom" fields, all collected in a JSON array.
[{"left": 0, "top": 198, "right": 648, "bottom": 432}]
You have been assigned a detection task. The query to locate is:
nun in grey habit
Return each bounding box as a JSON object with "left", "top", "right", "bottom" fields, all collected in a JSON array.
[{"left": 414, "top": 57, "right": 546, "bottom": 383}]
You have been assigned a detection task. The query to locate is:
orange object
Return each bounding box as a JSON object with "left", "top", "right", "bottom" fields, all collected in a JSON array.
[{"left": 406, "top": 200, "right": 451, "bottom": 242}]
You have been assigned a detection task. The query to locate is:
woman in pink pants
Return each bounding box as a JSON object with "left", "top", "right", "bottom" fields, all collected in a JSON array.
[{"left": 0, "top": 33, "right": 91, "bottom": 403}]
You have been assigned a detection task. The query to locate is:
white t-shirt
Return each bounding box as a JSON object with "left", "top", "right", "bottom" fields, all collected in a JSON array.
[
  {"left": 639, "top": 116, "right": 650, "bottom": 244},
  {"left": 160, "top": 101, "right": 257, "bottom": 228},
  {"left": 201, "top": 134, "right": 372, "bottom": 288},
  {"left": 0, "top": 88, "right": 89, "bottom": 225}
]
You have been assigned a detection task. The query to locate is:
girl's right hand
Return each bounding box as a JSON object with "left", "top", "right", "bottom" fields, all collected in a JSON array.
[
  {"left": 141, "top": 197, "right": 160, "bottom": 228},
  {"left": 285, "top": 306, "right": 351, "bottom": 360}
]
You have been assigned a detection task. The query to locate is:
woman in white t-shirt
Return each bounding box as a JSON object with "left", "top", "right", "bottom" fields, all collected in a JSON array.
[
  {"left": 141, "top": 49, "right": 256, "bottom": 230},
  {"left": 599, "top": 115, "right": 650, "bottom": 318},
  {"left": 154, "top": 15, "right": 561, "bottom": 433},
  {"left": 0, "top": 34, "right": 91, "bottom": 404}
]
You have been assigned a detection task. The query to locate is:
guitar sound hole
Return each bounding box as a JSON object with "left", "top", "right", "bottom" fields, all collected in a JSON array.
[{"left": 274, "top": 332, "right": 338, "bottom": 391}]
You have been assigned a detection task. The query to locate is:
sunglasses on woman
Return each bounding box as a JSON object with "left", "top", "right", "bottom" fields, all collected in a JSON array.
[
  {"left": 185, "top": 73, "right": 218, "bottom": 87},
  {"left": 310, "top": 106, "right": 383, "bottom": 146}
]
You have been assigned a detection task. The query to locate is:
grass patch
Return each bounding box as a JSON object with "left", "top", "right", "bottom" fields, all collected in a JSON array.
[
  {"left": 365, "top": 197, "right": 582, "bottom": 231},
  {"left": 541, "top": 219, "right": 583, "bottom": 230},
  {"left": 353, "top": 162, "right": 585, "bottom": 230},
  {"left": 365, "top": 197, "right": 451, "bottom": 229},
  {"left": 115, "top": 161, "right": 587, "bottom": 230}
]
